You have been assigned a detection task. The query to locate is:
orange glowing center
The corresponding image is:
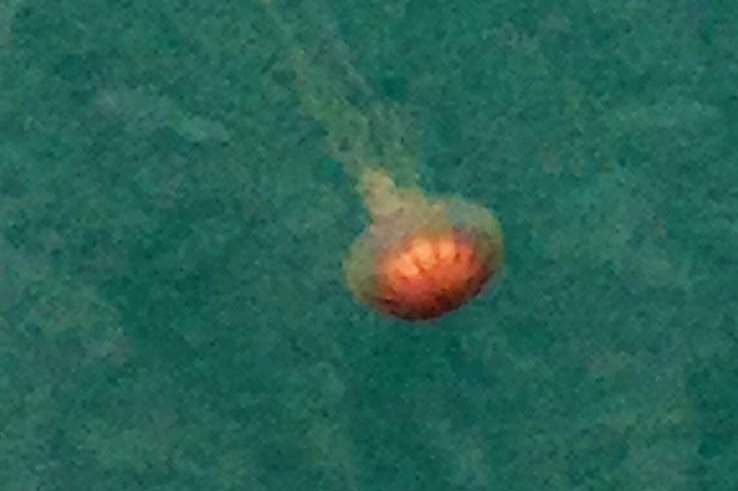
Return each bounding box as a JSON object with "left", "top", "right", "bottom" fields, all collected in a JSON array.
[{"left": 375, "top": 231, "right": 490, "bottom": 320}]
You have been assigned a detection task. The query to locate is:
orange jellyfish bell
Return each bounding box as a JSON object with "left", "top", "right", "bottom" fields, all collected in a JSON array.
[{"left": 345, "top": 169, "right": 504, "bottom": 321}]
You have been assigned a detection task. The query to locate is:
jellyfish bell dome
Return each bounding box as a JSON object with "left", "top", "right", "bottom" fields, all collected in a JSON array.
[{"left": 344, "top": 170, "right": 504, "bottom": 321}]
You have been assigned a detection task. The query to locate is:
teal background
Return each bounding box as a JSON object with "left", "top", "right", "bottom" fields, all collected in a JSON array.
[{"left": 2, "top": 0, "right": 737, "bottom": 489}]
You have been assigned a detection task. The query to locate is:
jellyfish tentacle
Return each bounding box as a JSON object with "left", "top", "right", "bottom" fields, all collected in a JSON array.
[{"left": 260, "top": 0, "right": 419, "bottom": 184}]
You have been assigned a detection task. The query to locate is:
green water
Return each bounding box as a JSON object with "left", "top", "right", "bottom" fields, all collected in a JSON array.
[{"left": 1, "top": 0, "right": 737, "bottom": 489}]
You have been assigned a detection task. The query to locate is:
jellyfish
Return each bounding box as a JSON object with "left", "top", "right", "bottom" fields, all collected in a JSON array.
[
  {"left": 345, "top": 168, "right": 504, "bottom": 320},
  {"left": 261, "top": 1, "right": 504, "bottom": 321}
]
